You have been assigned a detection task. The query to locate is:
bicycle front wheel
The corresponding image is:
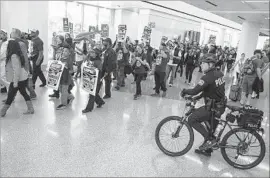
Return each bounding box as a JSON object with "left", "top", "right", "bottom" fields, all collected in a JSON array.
[
  {"left": 155, "top": 116, "right": 194, "bottom": 157},
  {"left": 221, "top": 128, "right": 266, "bottom": 170}
]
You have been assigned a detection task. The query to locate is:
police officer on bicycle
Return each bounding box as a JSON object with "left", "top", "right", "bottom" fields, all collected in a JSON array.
[{"left": 181, "top": 56, "right": 226, "bottom": 157}]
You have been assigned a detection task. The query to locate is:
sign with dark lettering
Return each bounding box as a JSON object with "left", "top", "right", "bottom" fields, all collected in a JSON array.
[
  {"left": 46, "top": 60, "right": 65, "bottom": 90},
  {"left": 101, "top": 24, "right": 109, "bottom": 38},
  {"left": 63, "top": 18, "right": 69, "bottom": 32},
  {"left": 142, "top": 26, "right": 152, "bottom": 40},
  {"left": 118, "top": 25, "right": 127, "bottom": 42}
]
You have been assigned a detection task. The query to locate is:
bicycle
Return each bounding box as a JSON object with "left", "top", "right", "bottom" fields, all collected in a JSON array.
[{"left": 155, "top": 96, "right": 265, "bottom": 170}]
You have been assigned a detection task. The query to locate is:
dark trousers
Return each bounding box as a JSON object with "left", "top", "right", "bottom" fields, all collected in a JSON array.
[
  {"left": 188, "top": 106, "right": 219, "bottom": 140},
  {"left": 32, "top": 62, "right": 46, "bottom": 86},
  {"left": 154, "top": 71, "right": 166, "bottom": 94},
  {"left": 75, "top": 61, "right": 83, "bottom": 78},
  {"left": 85, "top": 79, "right": 104, "bottom": 111},
  {"left": 101, "top": 72, "right": 112, "bottom": 97},
  {"left": 5, "top": 80, "right": 30, "bottom": 105},
  {"left": 135, "top": 73, "right": 144, "bottom": 95},
  {"left": 185, "top": 65, "right": 195, "bottom": 83},
  {"left": 175, "top": 61, "right": 184, "bottom": 78}
]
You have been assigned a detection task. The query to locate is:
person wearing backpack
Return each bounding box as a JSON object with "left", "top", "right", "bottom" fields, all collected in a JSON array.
[{"left": 240, "top": 50, "right": 262, "bottom": 105}]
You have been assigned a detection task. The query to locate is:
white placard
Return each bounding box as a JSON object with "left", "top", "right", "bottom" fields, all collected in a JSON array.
[
  {"left": 46, "top": 60, "right": 65, "bottom": 90},
  {"left": 81, "top": 62, "right": 99, "bottom": 96}
]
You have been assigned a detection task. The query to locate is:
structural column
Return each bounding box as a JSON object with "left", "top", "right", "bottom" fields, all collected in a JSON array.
[
  {"left": 216, "top": 28, "right": 225, "bottom": 47},
  {"left": 236, "top": 21, "right": 261, "bottom": 61}
]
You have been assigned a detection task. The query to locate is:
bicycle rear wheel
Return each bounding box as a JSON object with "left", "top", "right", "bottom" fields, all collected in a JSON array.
[
  {"left": 155, "top": 116, "right": 194, "bottom": 157},
  {"left": 221, "top": 128, "right": 265, "bottom": 170}
]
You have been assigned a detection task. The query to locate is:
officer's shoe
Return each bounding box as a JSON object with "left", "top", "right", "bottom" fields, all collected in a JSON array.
[
  {"left": 195, "top": 149, "right": 212, "bottom": 157},
  {"left": 199, "top": 139, "right": 218, "bottom": 150}
]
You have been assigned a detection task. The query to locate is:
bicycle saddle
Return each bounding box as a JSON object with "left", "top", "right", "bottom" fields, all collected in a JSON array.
[{"left": 226, "top": 105, "right": 241, "bottom": 111}]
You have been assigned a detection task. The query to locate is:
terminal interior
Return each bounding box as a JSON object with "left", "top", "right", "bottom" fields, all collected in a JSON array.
[{"left": 0, "top": 1, "right": 269, "bottom": 177}]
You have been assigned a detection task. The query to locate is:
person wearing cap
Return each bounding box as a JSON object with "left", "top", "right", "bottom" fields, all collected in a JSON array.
[
  {"left": 29, "top": 29, "right": 47, "bottom": 88},
  {"left": 82, "top": 48, "right": 105, "bottom": 113},
  {"left": 0, "top": 29, "right": 9, "bottom": 92},
  {"left": 101, "top": 38, "right": 117, "bottom": 99},
  {"left": 181, "top": 55, "right": 226, "bottom": 157},
  {"left": 11, "top": 28, "right": 37, "bottom": 100}
]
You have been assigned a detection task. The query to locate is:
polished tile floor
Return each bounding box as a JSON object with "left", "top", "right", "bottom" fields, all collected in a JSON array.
[{"left": 0, "top": 68, "right": 269, "bottom": 177}]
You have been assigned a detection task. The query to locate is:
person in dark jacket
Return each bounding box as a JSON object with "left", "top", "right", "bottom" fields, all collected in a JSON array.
[
  {"left": 181, "top": 56, "right": 226, "bottom": 157},
  {"left": 184, "top": 48, "right": 196, "bottom": 85},
  {"left": 115, "top": 45, "right": 129, "bottom": 90},
  {"left": 101, "top": 38, "right": 117, "bottom": 99},
  {"left": 151, "top": 44, "right": 169, "bottom": 97},
  {"left": 82, "top": 48, "right": 105, "bottom": 113}
]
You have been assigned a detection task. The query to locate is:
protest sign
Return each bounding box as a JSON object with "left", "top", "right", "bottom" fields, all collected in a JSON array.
[
  {"left": 142, "top": 26, "right": 152, "bottom": 40},
  {"left": 81, "top": 62, "right": 99, "bottom": 96},
  {"left": 69, "top": 22, "right": 73, "bottom": 33},
  {"left": 46, "top": 60, "right": 65, "bottom": 90},
  {"left": 118, "top": 25, "right": 127, "bottom": 42},
  {"left": 166, "top": 40, "right": 176, "bottom": 50},
  {"left": 101, "top": 24, "right": 109, "bottom": 38},
  {"left": 161, "top": 36, "right": 168, "bottom": 44}
]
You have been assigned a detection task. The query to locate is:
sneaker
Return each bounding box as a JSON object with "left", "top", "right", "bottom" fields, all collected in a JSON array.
[
  {"left": 115, "top": 86, "right": 120, "bottom": 90},
  {"left": 82, "top": 108, "right": 92, "bottom": 113},
  {"left": 162, "top": 91, "right": 167, "bottom": 97},
  {"left": 56, "top": 104, "right": 67, "bottom": 110},
  {"left": 199, "top": 139, "right": 217, "bottom": 150},
  {"left": 97, "top": 101, "right": 105, "bottom": 108},
  {"left": 151, "top": 93, "right": 160, "bottom": 97},
  {"left": 195, "top": 149, "right": 212, "bottom": 157},
  {"left": 39, "top": 84, "right": 46, "bottom": 87},
  {"left": 0, "top": 87, "right": 7, "bottom": 93},
  {"left": 133, "top": 94, "right": 140, "bottom": 100},
  {"left": 30, "top": 96, "right": 37, "bottom": 100},
  {"left": 121, "top": 84, "right": 125, "bottom": 87},
  {"left": 67, "top": 97, "right": 75, "bottom": 105},
  {"left": 103, "top": 95, "right": 111, "bottom": 99},
  {"left": 169, "top": 84, "right": 172, "bottom": 87},
  {"left": 131, "top": 81, "right": 136, "bottom": 84},
  {"left": 49, "top": 93, "right": 59, "bottom": 99}
]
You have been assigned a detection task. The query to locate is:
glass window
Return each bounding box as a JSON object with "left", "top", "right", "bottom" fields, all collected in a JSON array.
[
  {"left": 98, "top": 8, "right": 111, "bottom": 27},
  {"left": 83, "top": 5, "right": 98, "bottom": 32},
  {"left": 48, "top": 1, "right": 66, "bottom": 58},
  {"left": 67, "top": 2, "right": 82, "bottom": 35}
]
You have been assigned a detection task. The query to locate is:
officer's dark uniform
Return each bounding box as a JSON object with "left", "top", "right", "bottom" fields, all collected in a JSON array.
[{"left": 182, "top": 67, "right": 226, "bottom": 141}]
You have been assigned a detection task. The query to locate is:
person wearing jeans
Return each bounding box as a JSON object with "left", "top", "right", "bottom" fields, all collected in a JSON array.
[
  {"left": 167, "top": 42, "right": 181, "bottom": 86},
  {"left": 184, "top": 48, "right": 196, "bottom": 85},
  {"left": 1, "top": 40, "right": 34, "bottom": 117}
]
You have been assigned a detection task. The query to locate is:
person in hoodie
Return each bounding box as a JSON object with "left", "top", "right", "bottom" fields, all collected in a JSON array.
[
  {"left": 1, "top": 40, "right": 34, "bottom": 117},
  {"left": 82, "top": 48, "right": 105, "bottom": 113},
  {"left": 11, "top": 28, "right": 37, "bottom": 100},
  {"left": 132, "top": 44, "right": 149, "bottom": 100}
]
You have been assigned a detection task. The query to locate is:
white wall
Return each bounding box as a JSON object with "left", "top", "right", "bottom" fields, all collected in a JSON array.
[
  {"left": 121, "top": 10, "right": 139, "bottom": 41},
  {"left": 0, "top": 1, "right": 49, "bottom": 64}
]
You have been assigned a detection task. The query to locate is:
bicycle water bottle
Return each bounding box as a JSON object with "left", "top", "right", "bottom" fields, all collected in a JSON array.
[{"left": 214, "top": 121, "right": 225, "bottom": 138}]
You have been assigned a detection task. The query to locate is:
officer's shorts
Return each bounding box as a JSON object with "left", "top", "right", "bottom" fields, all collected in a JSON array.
[{"left": 242, "top": 75, "right": 256, "bottom": 94}]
